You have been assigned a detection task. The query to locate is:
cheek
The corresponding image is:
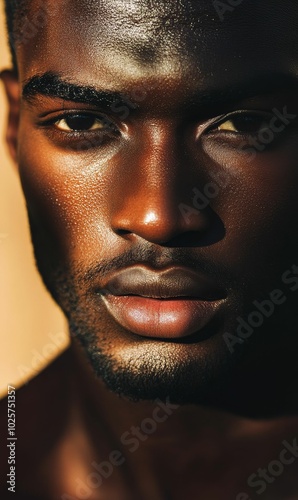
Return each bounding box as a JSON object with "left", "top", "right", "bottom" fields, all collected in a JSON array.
[
  {"left": 209, "top": 146, "right": 298, "bottom": 286},
  {"left": 17, "top": 135, "right": 116, "bottom": 266}
]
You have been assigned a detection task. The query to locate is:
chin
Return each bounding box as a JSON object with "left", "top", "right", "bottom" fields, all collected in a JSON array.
[{"left": 69, "top": 317, "right": 249, "bottom": 410}]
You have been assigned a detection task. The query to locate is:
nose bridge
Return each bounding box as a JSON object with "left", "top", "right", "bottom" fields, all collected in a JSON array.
[
  {"left": 110, "top": 120, "right": 209, "bottom": 243},
  {"left": 131, "top": 120, "right": 186, "bottom": 202}
]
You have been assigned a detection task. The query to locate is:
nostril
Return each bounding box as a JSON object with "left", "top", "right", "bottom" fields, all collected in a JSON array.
[
  {"left": 111, "top": 198, "right": 214, "bottom": 244},
  {"left": 115, "top": 228, "right": 131, "bottom": 236}
]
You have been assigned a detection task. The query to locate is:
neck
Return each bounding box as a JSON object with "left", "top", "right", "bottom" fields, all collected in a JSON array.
[
  {"left": 68, "top": 340, "right": 296, "bottom": 454},
  {"left": 51, "top": 341, "right": 298, "bottom": 499}
]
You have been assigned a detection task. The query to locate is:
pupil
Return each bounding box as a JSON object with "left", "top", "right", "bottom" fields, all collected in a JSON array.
[
  {"left": 66, "top": 115, "right": 96, "bottom": 131},
  {"left": 233, "top": 115, "right": 267, "bottom": 133}
]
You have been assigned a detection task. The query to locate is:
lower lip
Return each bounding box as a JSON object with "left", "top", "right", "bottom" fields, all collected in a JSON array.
[{"left": 101, "top": 295, "right": 222, "bottom": 339}]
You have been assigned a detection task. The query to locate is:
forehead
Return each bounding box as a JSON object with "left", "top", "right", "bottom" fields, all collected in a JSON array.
[{"left": 18, "top": 0, "right": 298, "bottom": 94}]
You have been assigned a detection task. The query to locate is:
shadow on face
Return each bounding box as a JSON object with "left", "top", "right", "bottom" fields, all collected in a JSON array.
[{"left": 5, "top": 0, "right": 298, "bottom": 415}]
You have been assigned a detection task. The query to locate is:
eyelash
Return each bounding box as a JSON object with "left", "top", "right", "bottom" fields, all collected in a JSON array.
[
  {"left": 205, "top": 109, "right": 278, "bottom": 137},
  {"left": 40, "top": 111, "right": 120, "bottom": 139},
  {"left": 38, "top": 108, "right": 286, "bottom": 153}
]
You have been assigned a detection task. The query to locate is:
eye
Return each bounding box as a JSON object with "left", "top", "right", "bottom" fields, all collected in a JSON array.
[
  {"left": 215, "top": 113, "right": 271, "bottom": 135},
  {"left": 54, "top": 114, "right": 107, "bottom": 132}
]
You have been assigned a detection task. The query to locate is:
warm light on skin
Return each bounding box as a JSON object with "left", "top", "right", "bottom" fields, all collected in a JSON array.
[
  {"left": 3, "top": 2, "right": 298, "bottom": 499},
  {"left": 144, "top": 211, "right": 159, "bottom": 225},
  {"left": 3, "top": 0, "right": 298, "bottom": 419}
]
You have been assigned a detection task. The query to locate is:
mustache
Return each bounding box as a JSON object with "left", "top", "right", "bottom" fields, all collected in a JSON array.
[{"left": 77, "top": 244, "right": 235, "bottom": 291}]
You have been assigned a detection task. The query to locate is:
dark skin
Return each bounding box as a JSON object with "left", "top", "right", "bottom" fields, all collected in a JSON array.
[{"left": 2, "top": 0, "right": 298, "bottom": 498}]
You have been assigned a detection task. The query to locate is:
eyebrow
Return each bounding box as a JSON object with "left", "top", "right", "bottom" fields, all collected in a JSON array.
[
  {"left": 22, "top": 72, "right": 136, "bottom": 109},
  {"left": 189, "top": 73, "right": 298, "bottom": 113},
  {"left": 22, "top": 71, "right": 298, "bottom": 115}
]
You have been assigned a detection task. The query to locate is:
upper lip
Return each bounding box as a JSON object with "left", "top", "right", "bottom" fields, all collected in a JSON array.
[{"left": 99, "top": 266, "right": 226, "bottom": 300}]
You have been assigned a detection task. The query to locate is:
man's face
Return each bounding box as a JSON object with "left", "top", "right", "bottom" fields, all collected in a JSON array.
[{"left": 8, "top": 0, "right": 298, "bottom": 414}]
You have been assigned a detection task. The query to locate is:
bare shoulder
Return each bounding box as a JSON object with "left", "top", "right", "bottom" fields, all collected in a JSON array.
[
  {"left": 0, "top": 346, "right": 72, "bottom": 418},
  {"left": 0, "top": 348, "right": 73, "bottom": 495}
]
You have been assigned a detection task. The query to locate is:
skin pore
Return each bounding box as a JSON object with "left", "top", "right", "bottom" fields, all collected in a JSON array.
[{"left": 2, "top": 0, "right": 298, "bottom": 498}]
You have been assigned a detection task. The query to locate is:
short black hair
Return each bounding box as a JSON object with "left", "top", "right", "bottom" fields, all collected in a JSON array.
[{"left": 4, "top": 0, "right": 28, "bottom": 71}]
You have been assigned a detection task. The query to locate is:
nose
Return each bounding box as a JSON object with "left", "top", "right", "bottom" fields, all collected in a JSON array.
[{"left": 110, "top": 123, "right": 211, "bottom": 245}]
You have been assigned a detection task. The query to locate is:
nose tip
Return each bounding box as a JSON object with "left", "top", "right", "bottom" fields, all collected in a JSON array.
[
  {"left": 112, "top": 200, "right": 211, "bottom": 245},
  {"left": 110, "top": 122, "right": 212, "bottom": 245}
]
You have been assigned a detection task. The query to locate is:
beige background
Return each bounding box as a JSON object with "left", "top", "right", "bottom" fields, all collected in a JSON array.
[{"left": 0, "top": 3, "right": 68, "bottom": 397}]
